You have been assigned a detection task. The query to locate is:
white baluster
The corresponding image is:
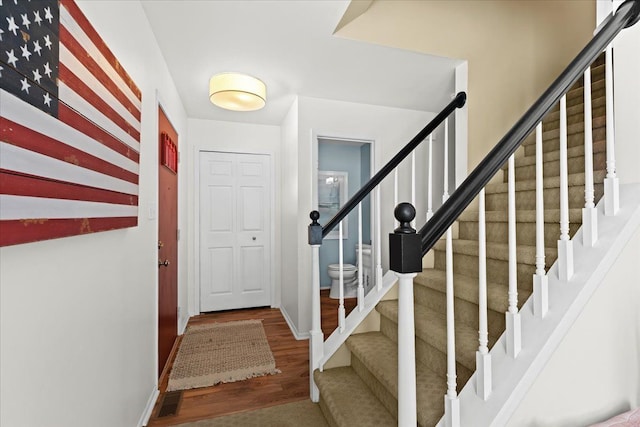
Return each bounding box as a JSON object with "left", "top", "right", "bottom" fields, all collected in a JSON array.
[
  {"left": 338, "top": 221, "right": 345, "bottom": 332},
  {"left": 444, "top": 224, "right": 460, "bottom": 427},
  {"left": 357, "top": 203, "right": 364, "bottom": 311},
  {"left": 533, "top": 123, "right": 549, "bottom": 318},
  {"left": 375, "top": 186, "right": 383, "bottom": 291},
  {"left": 309, "top": 243, "right": 323, "bottom": 401},
  {"left": 427, "top": 133, "right": 434, "bottom": 221},
  {"left": 604, "top": 44, "right": 619, "bottom": 216},
  {"left": 411, "top": 151, "right": 416, "bottom": 228},
  {"left": 396, "top": 271, "right": 418, "bottom": 427},
  {"left": 443, "top": 118, "right": 450, "bottom": 203},
  {"left": 558, "top": 95, "right": 574, "bottom": 282},
  {"left": 443, "top": 140, "right": 458, "bottom": 426},
  {"left": 394, "top": 168, "right": 399, "bottom": 227},
  {"left": 476, "top": 188, "right": 491, "bottom": 400},
  {"left": 583, "top": 66, "right": 598, "bottom": 247},
  {"left": 506, "top": 154, "right": 521, "bottom": 358}
]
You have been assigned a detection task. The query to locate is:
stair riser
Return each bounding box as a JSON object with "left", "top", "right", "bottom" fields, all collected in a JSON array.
[
  {"left": 540, "top": 125, "right": 606, "bottom": 148},
  {"left": 544, "top": 96, "right": 606, "bottom": 123},
  {"left": 571, "top": 66, "right": 605, "bottom": 88},
  {"left": 525, "top": 132, "right": 605, "bottom": 156},
  {"left": 415, "top": 285, "right": 505, "bottom": 337},
  {"left": 379, "top": 316, "right": 473, "bottom": 389},
  {"left": 543, "top": 108, "right": 606, "bottom": 131},
  {"left": 520, "top": 139, "right": 606, "bottom": 168},
  {"left": 542, "top": 121, "right": 605, "bottom": 142},
  {"left": 459, "top": 220, "right": 580, "bottom": 248},
  {"left": 485, "top": 184, "right": 604, "bottom": 211},
  {"left": 350, "top": 356, "right": 399, "bottom": 423},
  {"left": 318, "top": 398, "right": 339, "bottom": 427},
  {"left": 552, "top": 83, "right": 605, "bottom": 107},
  {"left": 504, "top": 152, "right": 606, "bottom": 182},
  {"left": 434, "top": 251, "right": 536, "bottom": 290}
]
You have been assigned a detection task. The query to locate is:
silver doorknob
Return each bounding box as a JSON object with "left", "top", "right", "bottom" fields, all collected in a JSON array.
[{"left": 158, "top": 259, "right": 169, "bottom": 267}]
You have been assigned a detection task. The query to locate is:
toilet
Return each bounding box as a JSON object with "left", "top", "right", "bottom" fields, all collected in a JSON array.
[
  {"left": 328, "top": 263, "right": 358, "bottom": 299},
  {"left": 327, "top": 243, "right": 373, "bottom": 299}
]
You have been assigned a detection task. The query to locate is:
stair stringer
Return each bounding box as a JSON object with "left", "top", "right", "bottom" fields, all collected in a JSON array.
[
  {"left": 436, "top": 183, "right": 640, "bottom": 427},
  {"left": 318, "top": 269, "right": 398, "bottom": 369}
]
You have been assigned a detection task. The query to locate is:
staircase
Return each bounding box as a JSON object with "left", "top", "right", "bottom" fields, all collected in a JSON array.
[{"left": 313, "top": 56, "right": 608, "bottom": 426}]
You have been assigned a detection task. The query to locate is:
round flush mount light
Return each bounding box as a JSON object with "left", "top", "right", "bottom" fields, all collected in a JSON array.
[{"left": 209, "top": 72, "right": 266, "bottom": 112}]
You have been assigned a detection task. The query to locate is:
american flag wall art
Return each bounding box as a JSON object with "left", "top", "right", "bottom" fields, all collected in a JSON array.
[{"left": 0, "top": 0, "right": 142, "bottom": 246}]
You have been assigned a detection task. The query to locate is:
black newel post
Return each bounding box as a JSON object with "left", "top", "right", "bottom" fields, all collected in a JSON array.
[
  {"left": 389, "top": 202, "right": 422, "bottom": 274},
  {"left": 308, "top": 210, "right": 322, "bottom": 246}
]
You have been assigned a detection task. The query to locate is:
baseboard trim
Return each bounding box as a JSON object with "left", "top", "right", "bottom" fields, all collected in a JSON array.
[
  {"left": 138, "top": 386, "right": 160, "bottom": 427},
  {"left": 280, "top": 307, "right": 310, "bottom": 340},
  {"left": 178, "top": 314, "right": 189, "bottom": 335},
  {"left": 159, "top": 334, "right": 183, "bottom": 389}
]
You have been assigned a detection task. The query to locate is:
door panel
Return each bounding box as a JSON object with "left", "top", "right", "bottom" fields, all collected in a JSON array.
[
  {"left": 241, "top": 246, "right": 265, "bottom": 292},
  {"left": 199, "top": 151, "right": 271, "bottom": 312},
  {"left": 157, "top": 107, "right": 178, "bottom": 378},
  {"left": 209, "top": 247, "right": 233, "bottom": 294}
]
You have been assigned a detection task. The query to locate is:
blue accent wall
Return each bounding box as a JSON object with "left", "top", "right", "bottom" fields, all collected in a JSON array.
[{"left": 318, "top": 141, "right": 371, "bottom": 287}]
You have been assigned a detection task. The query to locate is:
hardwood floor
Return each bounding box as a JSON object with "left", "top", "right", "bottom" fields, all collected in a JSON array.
[{"left": 147, "top": 290, "right": 357, "bottom": 426}]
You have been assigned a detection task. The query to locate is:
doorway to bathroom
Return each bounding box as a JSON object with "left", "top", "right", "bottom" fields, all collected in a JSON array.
[{"left": 316, "top": 137, "right": 373, "bottom": 301}]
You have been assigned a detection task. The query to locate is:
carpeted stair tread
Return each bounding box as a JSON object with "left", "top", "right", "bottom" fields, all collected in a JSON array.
[
  {"left": 415, "top": 269, "right": 530, "bottom": 315},
  {"left": 376, "top": 300, "right": 480, "bottom": 371},
  {"left": 484, "top": 170, "right": 606, "bottom": 195},
  {"left": 557, "top": 78, "right": 604, "bottom": 104},
  {"left": 513, "top": 139, "right": 606, "bottom": 167},
  {"left": 542, "top": 108, "right": 605, "bottom": 132},
  {"left": 457, "top": 208, "right": 582, "bottom": 224},
  {"left": 314, "top": 366, "right": 396, "bottom": 427},
  {"left": 540, "top": 115, "right": 605, "bottom": 139},
  {"left": 456, "top": 208, "right": 583, "bottom": 247},
  {"left": 432, "top": 239, "right": 556, "bottom": 265},
  {"left": 346, "top": 332, "right": 446, "bottom": 427},
  {"left": 544, "top": 96, "right": 606, "bottom": 123},
  {"left": 543, "top": 104, "right": 606, "bottom": 128}
]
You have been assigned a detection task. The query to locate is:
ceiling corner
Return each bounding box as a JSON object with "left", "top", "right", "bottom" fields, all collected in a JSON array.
[{"left": 333, "top": 0, "right": 375, "bottom": 35}]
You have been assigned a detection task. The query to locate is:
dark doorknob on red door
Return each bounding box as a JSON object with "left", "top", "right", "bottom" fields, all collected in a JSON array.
[{"left": 158, "top": 259, "right": 170, "bottom": 267}]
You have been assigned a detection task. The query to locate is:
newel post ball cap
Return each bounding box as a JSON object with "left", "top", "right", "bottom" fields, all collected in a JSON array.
[{"left": 394, "top": 202, "right": 416, "bottom": 234}]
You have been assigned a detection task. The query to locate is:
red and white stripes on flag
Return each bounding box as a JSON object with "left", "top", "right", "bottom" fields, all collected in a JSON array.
[{"left": 0, "top": 0, "right": 142, "bottom": 246}]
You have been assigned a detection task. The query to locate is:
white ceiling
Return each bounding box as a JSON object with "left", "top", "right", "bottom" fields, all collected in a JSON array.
[{"left": 141, "top": 0, "right": 460, "bottom": 126}]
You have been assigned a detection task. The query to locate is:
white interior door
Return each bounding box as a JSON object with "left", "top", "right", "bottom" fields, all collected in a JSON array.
[{"left": 199, "top": 151, "right": 271, "bottom": 312}]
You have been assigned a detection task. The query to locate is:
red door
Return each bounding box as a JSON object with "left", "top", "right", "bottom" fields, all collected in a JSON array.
[{"left": 158, "top": 107, "right": 178, "bottom": 377}]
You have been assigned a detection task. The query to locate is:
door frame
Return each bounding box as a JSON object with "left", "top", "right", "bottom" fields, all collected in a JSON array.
[
  {"left": 312, "top": 133, "right": 376, "bottom": 242},
  {"left": 194, "top": 149, "right": 276, "bottom": 314},
  {"left": 156, "top": 102, "right": 180, "bottom": 378}
]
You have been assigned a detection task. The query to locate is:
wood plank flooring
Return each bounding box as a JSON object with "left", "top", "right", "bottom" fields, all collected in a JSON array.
[{"left": 147, "top": 290, "right": 357, "bottom": 426}]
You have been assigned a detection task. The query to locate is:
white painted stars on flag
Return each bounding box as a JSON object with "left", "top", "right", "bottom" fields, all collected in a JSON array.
[{"left": 1, "top": 0, "right": 59, "bottom": 114}]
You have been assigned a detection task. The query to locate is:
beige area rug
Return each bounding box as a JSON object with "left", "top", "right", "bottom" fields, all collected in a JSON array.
[
  {"left": 175, "top": 400, "right": 329, "bottom": 427},
  {"left": 167, "top": 319, "right": 280, "bottom": 391}
]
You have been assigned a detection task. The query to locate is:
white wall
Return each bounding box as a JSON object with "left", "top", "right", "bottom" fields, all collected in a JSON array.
[
  {"left": 280, "top": 99, "right": 301, "bottom": 336},
  {"left": 614, "top": 11, "right": 640, "bottom": 185},
  {"left": 186, "top": 118, "right": 282, "bottom": 317},
  {"left": 285, "top": 96, "right": 437, "bottom": 334},
  {"left": 0, "top": 1, "right": 188, "bottom": 426},
  {"left": 507, "top": 226, "right": 640, "bottom": 426}
]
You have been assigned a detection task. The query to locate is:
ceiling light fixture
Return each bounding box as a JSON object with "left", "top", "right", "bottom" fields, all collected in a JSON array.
[{"left": 209, "top": 72, "right": 266, "bottom": 112}]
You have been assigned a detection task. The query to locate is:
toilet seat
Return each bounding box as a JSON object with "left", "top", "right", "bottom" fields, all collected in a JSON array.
[{"left": 328, "top": 263, "right": 356, "bottom": 271}]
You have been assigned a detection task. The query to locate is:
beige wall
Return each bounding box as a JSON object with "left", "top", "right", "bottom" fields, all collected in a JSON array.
[{"left": 335, "top": 0, "right": 595, "bottom": 172}]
